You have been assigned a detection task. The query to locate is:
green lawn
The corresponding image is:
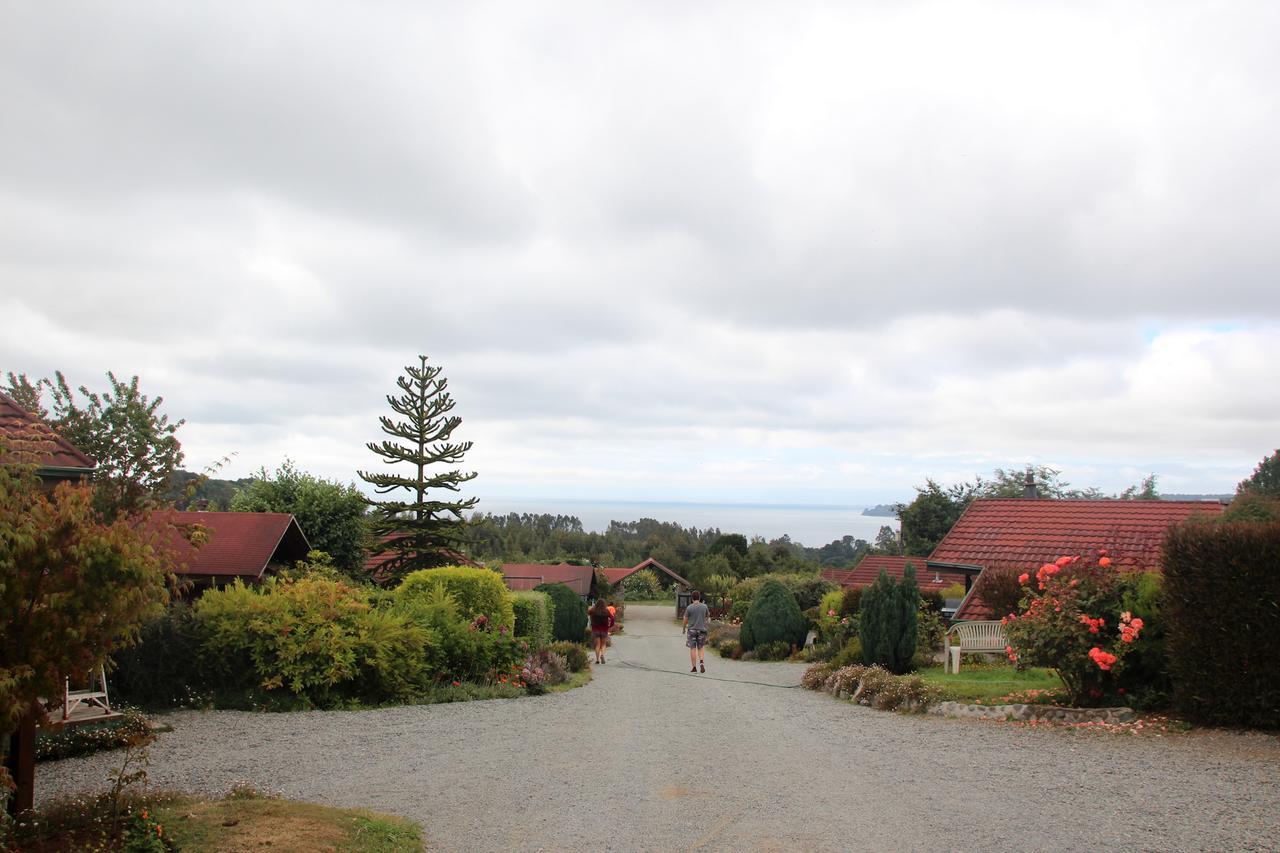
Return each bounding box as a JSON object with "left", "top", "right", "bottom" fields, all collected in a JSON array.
[{"left": 915, "top": 663, "right": 1064, "bottom": 704}]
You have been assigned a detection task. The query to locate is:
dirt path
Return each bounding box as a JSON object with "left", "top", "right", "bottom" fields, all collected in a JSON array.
[{"left": 38, "top": 605, "right": 1280, "bottom": 851}]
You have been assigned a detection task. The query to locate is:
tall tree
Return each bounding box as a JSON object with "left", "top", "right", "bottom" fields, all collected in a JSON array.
[
  {"left": 359, "top": 356, "right": 477, "bottom": 583},
  {"left": 9, "top": 371, "right": 184, "bottom": 519},
  {"left": 230, "top": 460, "right": 370, "bottom": 578},
  {"left": 896, "top": 479, "right": 978, "bottom": 555},
  {"left": 1238, "top": 449, "right": 1280, "bottom": 497},
  {"left": 1, "top": 459, "right": 171, "bottom": 814}
]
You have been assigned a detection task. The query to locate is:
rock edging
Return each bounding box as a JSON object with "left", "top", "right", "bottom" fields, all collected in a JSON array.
[{"left": 929, "top": 701, "right": 1135, "bottom": 724}]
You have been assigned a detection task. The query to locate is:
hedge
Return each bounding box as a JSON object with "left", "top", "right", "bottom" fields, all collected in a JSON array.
[
  {"left": 512, "top": 590, "right": 554, "bottom": 647},
  {"left": 398, "top": 566, "right": 516, "bottom": 633},
  {"left": 534, "top": 582, "right": 588, "bottom": 642},
  {"left": 1163, "top": 520, "right": 1280, "bottom": 727}
]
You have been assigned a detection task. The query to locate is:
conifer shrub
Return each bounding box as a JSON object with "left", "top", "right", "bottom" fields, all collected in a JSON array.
[
  {"left": 512, "top": 590, "right": 554, "bottom": 646},
  {"left": 111, "top": 601, "right": 208, "bottom": 709},
  {"left": 398, "top": 565, "right": 515, "bottom": 633},
  {"left": 858, "top": 565, "right": 919, "bottom": 674},
  {"left": 535, "top": 582, "right": 589, "bottom": 642},
  {"left": 739, "top": 579, "right": 806, "bottom": 652},
  {"left": 1163, "top": 520, "right": 1280, "bottom": 727}
]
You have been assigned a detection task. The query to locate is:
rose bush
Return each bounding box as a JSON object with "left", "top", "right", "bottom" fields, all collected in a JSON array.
[{"left": 1002, "top": 551, "right": 1145, "bottom": 706}]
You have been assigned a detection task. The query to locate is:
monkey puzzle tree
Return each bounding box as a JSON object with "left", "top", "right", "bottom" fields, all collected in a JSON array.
[{"left": 359, "top": 356, "right": 478, "bottom": 584}]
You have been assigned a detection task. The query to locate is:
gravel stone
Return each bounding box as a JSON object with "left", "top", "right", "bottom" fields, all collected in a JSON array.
[{"left": 37, "top": 605, "right": 1280, "bottom": 851}]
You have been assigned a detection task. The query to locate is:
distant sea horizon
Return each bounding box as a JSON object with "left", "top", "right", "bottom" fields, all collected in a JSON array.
[{"left": 470, "top": 498, "right": 899, "bottom": 549}]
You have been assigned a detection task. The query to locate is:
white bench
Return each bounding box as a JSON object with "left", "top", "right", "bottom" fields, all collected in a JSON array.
[{"left": 944, "top": 621, "right": 1008, "bottom": 673}]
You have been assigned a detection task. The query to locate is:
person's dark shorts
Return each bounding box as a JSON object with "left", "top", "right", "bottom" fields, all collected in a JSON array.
[
  {"left": 591, "top": 628, "right": 610, "bottom": 639},
  {"left": 686, "top": 628, "right": 708, "bottom": 649}
]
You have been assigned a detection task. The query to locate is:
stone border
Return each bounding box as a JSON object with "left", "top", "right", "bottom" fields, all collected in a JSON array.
[{"left": 930, "top": 700, "right": 1135, "bottom": 724}]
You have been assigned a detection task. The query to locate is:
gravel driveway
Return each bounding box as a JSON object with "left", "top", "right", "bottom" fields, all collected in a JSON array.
[{"left": 38, "top": 605, "right": 1280, "bottom": 851}]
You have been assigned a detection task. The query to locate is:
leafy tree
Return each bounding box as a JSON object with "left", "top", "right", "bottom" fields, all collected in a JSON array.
[
  {"left": 359, "top": 356, "right": 478, "bottom": 583},
  {"left": 1238, "top": 449, "right": 1280, "bottom": 497},
  {"left": 896, "top": 479, "right": 978, "bottom": 555},
  {"left": 1119, "top": 474, "right": 1160, "bottom": 500},
  {"left": 7, "top": 371, "right": 184, "bottom": 520},
  {"left": 871, "top": 525, "right": 902, "bottom": 555},
  {"left": 1, "top": 461, "right": 171, "bottom": 813},
  {"left": 230, "top": 460, "right": 369, "bottom": 578}
]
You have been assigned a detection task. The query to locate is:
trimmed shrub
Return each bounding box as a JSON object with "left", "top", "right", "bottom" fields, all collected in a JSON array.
[
  {"left": 398, "top": 566, "right": 516, "bottom": 633},
  {"left": 839, "top": 586, "right": 863, "bottom": 617},
  {"left": 111, "top": 601, "right": 208, "bottom": 709},
  {"left": 753, "top": 640, "right": 793, "bottom": 661},
  {"left": 739, "top": 579, "right": 807, "bottom": 652},
  {"left": 195, "top": 577, "right": 431, "bottom": 707},
  {"left": 512, "top": 590, "right": 554, "bottom": 647},
  {"left": 858, "top": 565, "right": 918, "bottom": 675},
  {"left": 829, "top": 636, "right": 864, "bottom": 668},
  {"left": 535, "top": 582, "right": 589, "bottom": 642},
  {"left": 546, "top": 640, "right": 589, "bottom": 673},
  {"left": 1163, "top": 521, "right": 1280, "bottom": 727},
  {"left": 716, "top": 639, "right": 742, "bottom": 659}
]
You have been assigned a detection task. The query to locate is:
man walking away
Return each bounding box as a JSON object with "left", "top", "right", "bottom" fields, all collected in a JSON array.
[{"left": 683, "top": 590, "right": 710, "bottom": 673}]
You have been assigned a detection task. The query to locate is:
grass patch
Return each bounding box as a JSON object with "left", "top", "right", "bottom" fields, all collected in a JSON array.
[
  {"left": 915, "top": 663, "right": 1063, "bottom": 704},
  {"left": 547, "top": 668, "right": 592, "bottom": 693},
  {"left": 5, "top": 789, "right": 422, "bottom": 852},
  {"left": 152, "top": 795, "right": 422, "bottom": 852}
]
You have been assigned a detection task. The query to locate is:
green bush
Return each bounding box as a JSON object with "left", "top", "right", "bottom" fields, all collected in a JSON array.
[
  {"left": 1163, "top": 521, "right": 1280, "bottom": 727},
  {"left": 858, "top": 565, "right": 919, "bottom": 674},
  {"left": 753, "top": 640, "right": 793, "bottom": 661},
  {"left": 716, "top": 639, "right": 742, "bottom": 659},
  {"left": 398, "top": 565, "right": 516, "bottom": 633},
  {"left": 621, "top": 569, "right": 663, "bottom": 599},
  {"left": 739, "top": 579, "right": 807, "bottom": 652},
  {"left": 195, "top": 576, "right": 431, "bottom": 707},
  {"left": 729, "top": 573, "right": 837, "bottom": 614},
  {"left": 1116, "top": 572, "right": 1171, "bottom": 710},
  {"left": 535, "top": 582, "right": 589, "bottom": 642},
  {"left": 546, "top": 641, "right": 589, "bottom": 672},
  {"left": 829, "top": 636, "right": 864, "bottom": 668},
  {"left": 839, "top": 586, "right": 863, "bottom": 617},
  {"left": 111, "top": 601, "right": 208, "bottom": 709},
  {"left": 512, "top": 590, "right": 554, "bottom": 646}
]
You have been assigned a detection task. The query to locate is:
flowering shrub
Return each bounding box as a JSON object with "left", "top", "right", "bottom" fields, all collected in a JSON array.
[
  {"left": 804, "top": 662, "right": 940, "bottom": 711},
  {"left": 1002, "top": 551, "right": 1145, "bottom": 706},
  {"left": 520, "top": 649, "right": 569, "bottom": 694}
]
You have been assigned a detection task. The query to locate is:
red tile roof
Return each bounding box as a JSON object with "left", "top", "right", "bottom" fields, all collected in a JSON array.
[
  {"left": 501, "top": 563, "right": 595, "bottom": 596},
  {"left": 821, "top": 555, "right": 966, "bottom": 594},
  {"left": 159, "top": 511, "right": 311, "bottom": 582},
  {"left": 0, "top": 392, "right": 95, "bottom": 474},
  {"left": 941, "top": 498, "right": 1226, "bottom": 620}
]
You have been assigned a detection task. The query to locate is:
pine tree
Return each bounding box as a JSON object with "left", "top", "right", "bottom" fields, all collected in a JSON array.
[
  {"left": 895, "top": 561, "right": 921, "bottom": 670},
  {"left": 359, "top": 355, "right": 478, "bottom": 583}
]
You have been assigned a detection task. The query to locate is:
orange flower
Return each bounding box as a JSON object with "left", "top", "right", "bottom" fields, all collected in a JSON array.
[{"left": 1098, "top": 556, "right": 1112, "bottom": 568}]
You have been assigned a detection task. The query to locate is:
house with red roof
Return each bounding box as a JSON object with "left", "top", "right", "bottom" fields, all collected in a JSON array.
[
  {"left": 159, "top": 510, "right": 311, "bottom": 588},
  {"left": 939, "top": 498, "right": 1226, "bottom": 621},
  {"left": 821, "top": 555, "right": 968, "bottom": 596},
  {"left": 501, "top": 557, "right": 692, "bottom": 599},
  {"left": 0, "top": 391, "right": 96, "bottom": 484},
  {"left": 600, "top": 557, "right": 691, "bottom": 589}
]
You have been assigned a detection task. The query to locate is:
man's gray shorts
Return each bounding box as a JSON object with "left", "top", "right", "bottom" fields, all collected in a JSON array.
[{"left": 686, "top": 628, "right": 708, "bottom": 649}]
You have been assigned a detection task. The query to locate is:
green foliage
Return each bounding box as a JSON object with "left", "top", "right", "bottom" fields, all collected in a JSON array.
[
  {"left": 40, "top": 371, "right": 184, "bottom": 519},
  {"left": 974, "top": 566, "right": 1024, "bottom": 620},
  {"left": 535, "top": 582, "right": 588, "bottom": 642},
  {"left": 229, "top": 459, "right": 369, "bottom": 577},
  {"left": 35, "top": 708, "right": 152, "bottom": 762},
  {"left": 858, "top": 567, "right": 918, "bottom": 675},
  {"left": 397, "top": 566, "right": 516, "bottom": 633},
  {"left": 1220, "top": 493, "right": 1280, "bottom": 523},
  {"left": 897, "top": 479, "right": 977, "bottom": 556},
  {"left": 729, "top": 572, "right": 835, "bottom": 615},
  {"left": 511, "top": 591, "right": 554, "bottom": 647},
  {"left": 0, "top": 468, "right": 170, "bottom": 796},
  {"left": 829, "top": 636, "right": 864, "bottom": 668},
  {"left": 1163, "top": 521, "right": 1280, "bottom": 727},
  {"left": 752, "top": 640, "right": 793, "bottom": 661},
  {"left": 621, "top": 568, "right": 663, "bottom": 599},
  {"left": 194, "top": 576, "right": 431, "bottom": 707},
  {"left": 739, "top": 579, "right": 807, "bottom": 652},
  {"left": 545, "top": 641, "right": 588, "bottom": 672},
  {"left": 111, "top": 602, "right": 208, "bottom": 709},
  {"left": 1115, "top": 572, "right": 1170, "bottom": 709},
  {"left": 1003, "top": 554, "right": 1142, "bottom": 706},
  {"left": 939, "top": 582, "right": 967, "bottom": 601},
  {"left": 915, "top": 599, "right": 945, "bottom": 666},
  {"left": 358, "top": 355, "right": 478, "bottom": 582},
  {"left": 1237, "top": 449, "right": 1280, "bottom": 497}
]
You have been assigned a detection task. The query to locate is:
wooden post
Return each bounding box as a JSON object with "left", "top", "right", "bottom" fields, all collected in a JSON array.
[{"left": 3, "top": 707, "right": 37, "bottom": 817}]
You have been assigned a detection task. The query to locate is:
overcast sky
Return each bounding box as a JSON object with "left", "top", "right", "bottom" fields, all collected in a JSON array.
[{"left": 2, "top": 1, "right": 1277, "bottom": 508}]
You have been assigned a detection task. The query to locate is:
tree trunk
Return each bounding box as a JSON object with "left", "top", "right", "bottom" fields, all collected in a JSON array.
[{"left": 3, "top": 707, "right": 37, "bottom": 817}]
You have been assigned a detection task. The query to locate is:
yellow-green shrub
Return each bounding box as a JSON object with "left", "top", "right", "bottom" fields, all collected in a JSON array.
[
  {"left": 397, "top": 566, "right": 515, "bottom": 633},
  {"left": 512, "top": 590, "right": 554, "bottom": 646}
]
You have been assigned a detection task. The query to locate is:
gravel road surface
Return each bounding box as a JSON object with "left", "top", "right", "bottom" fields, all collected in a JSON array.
[{"left": 38, "top": 605, "right": 1280, "bottom": 851}]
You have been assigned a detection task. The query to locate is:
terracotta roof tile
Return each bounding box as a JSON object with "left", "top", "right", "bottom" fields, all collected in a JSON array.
[
  {"left": 0, "top": 392, "right": 95, "bottom": 472},
  {"left": 821, "top": 555, "right": 965, "bottom": 594},
  {"left": 160, "top": 511, "right": 311, "bottom": 581},
  {"left": 941, "top": 498, "right": 1226, "bottom": 620}
]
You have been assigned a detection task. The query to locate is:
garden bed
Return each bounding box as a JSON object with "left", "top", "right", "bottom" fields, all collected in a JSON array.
[{"left": 913, "top": 663, "right": 1062, "bottom": 704}]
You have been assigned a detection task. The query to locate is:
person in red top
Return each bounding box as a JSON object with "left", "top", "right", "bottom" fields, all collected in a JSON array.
[{"left": 588, "top": 599, "right": 614, "bottom": 664}]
